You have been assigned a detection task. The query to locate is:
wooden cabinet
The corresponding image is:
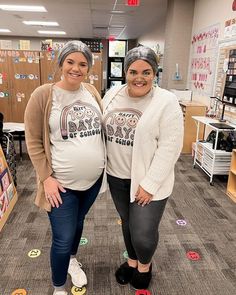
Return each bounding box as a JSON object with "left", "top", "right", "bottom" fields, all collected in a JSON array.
[
  {"left": 84, "top": 52, "right": 103, "bottom": 95},
  {"left": 39, "top": 51, "right": 61, "bottom": 85},
  {"left": 40, "top": 51, "right": 103, "bottom": 95},
  {"left": 180, "top": 101, "right": 207, "bottom": 153},
  {"left": 227, "top": 149, "right": 236, "bottom": 202},
  {"left": 0, "top": 50, "right": 103, "bottom": 123},
  {"left": 10, "top": 51, "right": 41, "bottom": 123},
  {"left": 0, "top": 50, "right": 41, "bottom": 123},
  {"left": 0, "top": 53, "right": 11, "bottom": 121}
]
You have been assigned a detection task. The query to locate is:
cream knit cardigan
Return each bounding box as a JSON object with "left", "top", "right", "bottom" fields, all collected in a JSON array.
[
  {"left": 24, "top": 83, "right": 106, "bottom": 211},
  {"left": 103, "top": 84, "right": 184, "bottom": 202}
]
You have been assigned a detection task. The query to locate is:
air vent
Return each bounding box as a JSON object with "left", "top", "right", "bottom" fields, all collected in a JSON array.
[
  {"left": 13, "top": 14, "right": 23, "bottom": 19},
  {"left": 93, "top": 26, "right": 108, "bottom": 30}
]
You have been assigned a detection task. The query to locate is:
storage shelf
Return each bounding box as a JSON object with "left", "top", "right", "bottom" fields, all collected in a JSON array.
[
  {"left": 193, "top": 116, "right": 235, "bottom": 185},
  {"left": 230, "top": 168, "right": 236, "bottom": 175},
  {"left": 227, "top": 191, "right": 236, "bottom": 202}
]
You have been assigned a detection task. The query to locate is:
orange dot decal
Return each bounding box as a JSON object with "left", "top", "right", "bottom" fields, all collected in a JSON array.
[
  {"left": 117, "top": 219, "right": 122, "bottom": 225},
  {"left": 11, "top": 289, "right": 27, "bottom": 295}
]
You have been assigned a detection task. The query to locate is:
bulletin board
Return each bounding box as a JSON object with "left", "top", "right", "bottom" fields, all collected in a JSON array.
[
  {"left": 0, "top": 145, "right": 18, "bottom": 231},
  {"left": 188, "top": 23, "right": 220, "bottom": 96}
]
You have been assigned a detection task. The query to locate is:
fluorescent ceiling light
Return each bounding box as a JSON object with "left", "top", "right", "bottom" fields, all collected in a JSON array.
[
  {"left": 110, "top": 10, "right": 125, "bottom": 14},
  {"left": 38, "top": 30, "right": 66, "bottom": 35},
  {"left": 0, "top": 5, "right": 47, "bottom": 12},
  {"left": 0, "top": 29, "right": 11, "bottom": 32},
  {"left": 23, "top": 21, "right": 59, "bottom": 26},
  {"left": 109, "top": 25, "right": 125, "bottom": 28}
]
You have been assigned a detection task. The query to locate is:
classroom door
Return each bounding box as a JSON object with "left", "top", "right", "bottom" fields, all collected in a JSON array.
[
  {"left": 107, "top": 57, "right": 125, "bottom": 89},
  {"left": 107, "top": 40, "right": 127, "bottom": 89}
]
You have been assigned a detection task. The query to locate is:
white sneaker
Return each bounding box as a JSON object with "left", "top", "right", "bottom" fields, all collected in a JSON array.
[
  {"left": 53, "top": 290, "right": 68, "bottom": 295},
  {"left": 68, "top": 258, "right": 87, "bottom": 287}
]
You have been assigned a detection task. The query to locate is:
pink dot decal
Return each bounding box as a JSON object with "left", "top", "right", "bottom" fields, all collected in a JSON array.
[{"left": 186, "top": 251, "right": 200, "bottom": 261}]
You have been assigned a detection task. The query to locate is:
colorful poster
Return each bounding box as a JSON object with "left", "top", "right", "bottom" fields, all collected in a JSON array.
[
  {"left": 224, "top": 18, "right": 236, "bottom": 39},
  {"left": 1, "top": 169, "right": 10, "bottom": 191},
  {"left": 19, "top": 40, "right": 31, "bottom": 50},
  {"left": 0, "top": 191, "right": 9, "bottom": 218},
  {"left": 0, "top": 156, "right": 4, "bottom": 173},
  {"left": 188, "top": 24, "right": 220, "bottom": 96}
]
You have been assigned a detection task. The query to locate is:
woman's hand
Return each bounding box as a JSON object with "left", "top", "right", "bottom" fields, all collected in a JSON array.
[
  {"left": 135, "top": 185, "right": 153, "bottom": 206},
  {"left": 43, "top": 176, "right": 66, "bottom": 208}
]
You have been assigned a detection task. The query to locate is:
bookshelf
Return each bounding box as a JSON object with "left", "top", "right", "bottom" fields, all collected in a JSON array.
[
  {"left": 227, "top": 149, "right": 236, "bottom": 202},
  {"left": 0, "top": 145, "right": 18, "bottom": 231}
]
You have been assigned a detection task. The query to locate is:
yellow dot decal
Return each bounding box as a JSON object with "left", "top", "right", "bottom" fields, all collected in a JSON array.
[
  {"left": 71, "top": 286, "right": 87, "bottom": 295},
  {"left": 11, "top": 289, "right": 27, "bottom": 295},
  {"left": 28, "top": 249, "right": 41, "bottom": 258}
]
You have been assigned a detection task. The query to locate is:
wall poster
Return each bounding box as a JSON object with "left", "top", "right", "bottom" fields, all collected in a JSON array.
[{"left": 188, "top": 23, "right": 220, "bottom": 96}]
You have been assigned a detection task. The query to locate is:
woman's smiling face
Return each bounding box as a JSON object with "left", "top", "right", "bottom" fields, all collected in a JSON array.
[
  {"left": 60, "top": 52, "right": 89, "bottom": 90},
  {"left": 126, "top": 60, "right": 154, "bottom": 97}
]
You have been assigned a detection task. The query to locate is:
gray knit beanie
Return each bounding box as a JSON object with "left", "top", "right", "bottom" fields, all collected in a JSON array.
[
  {"left": 58, "top": 40, "right": 92, "bottom": 71},
  {"left": 124, "top": 46, "right": 158, "bottom": 75}
]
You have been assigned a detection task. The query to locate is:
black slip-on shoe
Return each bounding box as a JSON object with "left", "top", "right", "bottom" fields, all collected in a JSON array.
[
  {"left": 115, "top": 262, "right": 136, "bottom": 285},
  {"left": 130, "top": 264, "right": 152, "bottom": 290}
]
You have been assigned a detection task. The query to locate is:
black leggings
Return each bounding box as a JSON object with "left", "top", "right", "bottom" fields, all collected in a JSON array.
[{"left": 108, "top": 174, "right": 168, "bottom": 264}]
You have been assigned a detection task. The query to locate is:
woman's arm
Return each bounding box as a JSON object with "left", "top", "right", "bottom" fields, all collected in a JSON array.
[
  {"left": 24, "top": 88, "right": 65, "bottom": 207},
  {"left": 140, "top": 102, "right": 184, "bottom": 196},
  {"left": 24, "top": 89, "right": 53, "bottom": 182}
]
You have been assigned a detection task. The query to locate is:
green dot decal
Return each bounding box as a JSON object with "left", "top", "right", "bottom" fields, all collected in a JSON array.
[
  {"left": 123, "top": 250, "right": 129, "bottom": 259},
  {"left": 79, "top": 237, "right": 88, "bottom": 246}
]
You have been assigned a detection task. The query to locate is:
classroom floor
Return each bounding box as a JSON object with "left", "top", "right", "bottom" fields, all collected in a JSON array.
[{"left": 0, "top": 152, "right": 236, "bottom": 295}]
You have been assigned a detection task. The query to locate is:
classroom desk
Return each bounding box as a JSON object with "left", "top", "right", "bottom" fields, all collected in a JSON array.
[{"left": 3, "top": 122, "right": 25, "bottom": 159}]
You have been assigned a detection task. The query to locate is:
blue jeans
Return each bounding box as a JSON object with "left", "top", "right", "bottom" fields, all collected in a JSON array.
[{"left": 48, "top": 174, "right": 102, "bottom": 287}]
